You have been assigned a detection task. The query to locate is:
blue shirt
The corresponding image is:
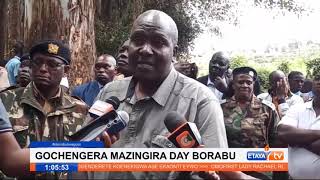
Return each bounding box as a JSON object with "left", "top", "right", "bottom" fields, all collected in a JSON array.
[
  {"left": 5, "top": 56, "right": 21, "bottom": 86},
  {"left": 71, "top": 80, "right": 102, "bottom": 107}
]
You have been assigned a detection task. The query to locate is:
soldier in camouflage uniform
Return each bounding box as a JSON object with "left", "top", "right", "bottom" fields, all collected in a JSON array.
[
  {"left": 0, "top": 40, "right": 88, "bottom": 179},
  {"left": 221, "top": 67, "right": 280, "bottom": 179}
]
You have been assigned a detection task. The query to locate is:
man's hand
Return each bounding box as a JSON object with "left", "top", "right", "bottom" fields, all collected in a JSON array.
[
  {"left": 276, "top": 79, "right": 288, "bottom": 99},
  {"left": 213, "top": 76, "right": 228, "bottom": 93},
  {"left": 95, "top": 132, "right": 119, "bottom": 148}
]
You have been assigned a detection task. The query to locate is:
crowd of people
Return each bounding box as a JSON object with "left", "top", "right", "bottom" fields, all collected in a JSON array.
[{"left": 0, "top": 9, "right": 319, "bottom": 179}]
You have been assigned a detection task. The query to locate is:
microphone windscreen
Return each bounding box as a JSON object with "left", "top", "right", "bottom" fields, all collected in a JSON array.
[
  {"left": 106, "top": 96, "right": 120, "bottom": 110},
  {"left": 164, "top": 111, "right": 187, "bottom": 133},
  {"left": 117, "top": 110, "right": 129, "bottom": 124}
]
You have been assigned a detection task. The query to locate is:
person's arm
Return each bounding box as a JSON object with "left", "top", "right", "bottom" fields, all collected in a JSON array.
[
  {"left": 0, "top": 132, "right": 30, "bottom": 177},
  {"left": 276, "top": 103, "right": 320, "bottom": 146},
  {"left": 278, "top": 96, "right": 304, "bottom": 118},
  {"left": 13, "top": 62, "right": 20, "bottom": 84},
  {"left": 0, "top": 99, "right": 31, "bottom": 176},
  {"left": 278, "top": 124, "right": 320, "bottom": 146},
  {"left": 307, "top": 139, "right": 320, "bottom": 155},
  {"left": 195, "top": 97, "right": 228, "bottom": 148}
]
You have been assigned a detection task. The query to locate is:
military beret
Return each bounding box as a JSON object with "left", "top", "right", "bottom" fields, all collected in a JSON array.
[
  {"left": 20, "top": 53, "right": 30, "bottom": 62},
  {"left": 29, "top": 40, "right": 71, "bottom": 65},
  {"left": 232, "top": 66, "right": 257, "bottom": 81}
]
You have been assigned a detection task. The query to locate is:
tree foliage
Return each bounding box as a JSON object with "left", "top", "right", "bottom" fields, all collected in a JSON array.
[
  {"left": 230, "top": 55, "right": 249, "bottom": 69},
  {"left": 95, "top": 0, "right": 201, "bottom": 58},
  {"left": 95, "top": 0, "right": 310, "bottom": 59},
  {"left": 306, "top": 58, "right": 320, "bottom": 79},
  {"left": 256, "top": 68, "right": 271, "bottom": 92},
  {"left": 277, "top": 61, "right": 290, "bottom": 75}
]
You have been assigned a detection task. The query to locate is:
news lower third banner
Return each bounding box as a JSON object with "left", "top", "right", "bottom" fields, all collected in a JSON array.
[{"left": 29, "top": 142, "right": 288, "bottom": 172}]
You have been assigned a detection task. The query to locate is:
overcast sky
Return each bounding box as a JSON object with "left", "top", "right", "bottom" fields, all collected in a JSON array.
[{"left": 191, "top": 0, "right": 320, "bottom": 59}]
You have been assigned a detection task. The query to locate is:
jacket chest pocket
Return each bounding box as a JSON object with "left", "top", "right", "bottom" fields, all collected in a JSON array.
[
  {"left": 241, "top": 113, "right": 269, "bottom": 146},
  {"left": 61, "top": 111, "right": 84, "bottom": 139},
  {"left": 11, "top": 112, "right": 32, "bottom": 148}
]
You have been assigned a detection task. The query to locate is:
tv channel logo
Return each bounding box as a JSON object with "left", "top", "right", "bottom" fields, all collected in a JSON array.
[{"left": 247, "top": 151, "right": 284, "bottom": 161}]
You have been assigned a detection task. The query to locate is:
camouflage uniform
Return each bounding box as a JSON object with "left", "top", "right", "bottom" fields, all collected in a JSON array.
[
  {"left": 221, "top": 95, "right": 280, "bottom": 179},
  {"left": 0, "top": 82, "right": 88, "bottom": 179},
  {"left": 221, "top": 95, "right": 279, "bottom": 148}
]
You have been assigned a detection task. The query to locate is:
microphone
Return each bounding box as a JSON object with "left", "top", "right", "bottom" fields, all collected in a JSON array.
[
  {"left": 68, "top": 110, "right": 129, "bottom": 141},
  {"left": 164, "top": 111, "right": 203, "bottom": 148},
  {"left": 89, "top": 96, "right": 120, "bottom": 118}
]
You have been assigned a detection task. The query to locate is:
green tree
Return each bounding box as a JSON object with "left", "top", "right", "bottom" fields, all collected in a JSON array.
[
  {"left": 256, "top": 68, "right": 271, "bottom": 92},
  {"left": 230, "top": 55, "right": 249, "bottom": 69},
  {"left": 278, "top": 61, "right": 290, "bottom": 75},
  {"left": 95, "top": 0, "right": 201, "bottom": 58},
  {"left": 306, "top": 58, "right": 320, "bottom": 79}
]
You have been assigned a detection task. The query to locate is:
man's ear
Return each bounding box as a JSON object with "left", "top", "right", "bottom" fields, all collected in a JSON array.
[
  {"left": 63, "top": 65, "right": 70, "bottom": 74},
  {"left": 173, "top": 45, "right": 178, "bottom": 57}
]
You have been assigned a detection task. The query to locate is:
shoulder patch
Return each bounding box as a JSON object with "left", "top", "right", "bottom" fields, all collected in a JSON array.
[{"left": 261, "top": 99, "right": 276, "bottom": 110}]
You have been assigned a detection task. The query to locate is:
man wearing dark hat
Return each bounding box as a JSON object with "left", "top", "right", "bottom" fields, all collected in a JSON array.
[
  {"left": 0, "top": 40, "right": 88, "bottom": 179},
  {"left": 221, "top": 66, "right": 280, "bottom": 179}
]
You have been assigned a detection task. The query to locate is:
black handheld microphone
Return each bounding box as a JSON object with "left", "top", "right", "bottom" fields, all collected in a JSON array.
[
  {"left": 68, "top": 110, "right": 129, "bottom": 141},
  {"left": 89, "top": 96, "right": 120, "bottom": 119},
  {"left": 164, "top": 111, "right": 203, "bottom": 148}
]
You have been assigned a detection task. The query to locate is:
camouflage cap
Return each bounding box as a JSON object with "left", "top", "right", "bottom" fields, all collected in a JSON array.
[
  {"left": 232, "top": 66, "right": 257, "bottom": 81},
  {"left": 29, "top": 40, "right": 71, "bottom": 65}
]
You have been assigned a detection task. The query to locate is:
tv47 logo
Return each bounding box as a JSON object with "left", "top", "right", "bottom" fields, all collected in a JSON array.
[{"left": 247, "top": 151, "right": 284, "bottom": 161}]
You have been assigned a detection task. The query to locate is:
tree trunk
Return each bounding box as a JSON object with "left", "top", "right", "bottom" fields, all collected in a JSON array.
[
  {"left": 0, "top": 0, "right": 96, "bottom": 88},
  {"left": 68, "top": 0, "right": 96, "bottom": 86}
]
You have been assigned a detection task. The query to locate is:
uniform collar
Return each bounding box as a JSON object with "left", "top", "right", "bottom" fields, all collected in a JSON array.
[
  {"left": 32, "top": 82, "right": 62, "bottom": 104},
  {"left": 20, "top": 82, "right": 63, "bottom": 113},
  {"left": 225, "top": 95, "right": 260, "bottom": 109}
]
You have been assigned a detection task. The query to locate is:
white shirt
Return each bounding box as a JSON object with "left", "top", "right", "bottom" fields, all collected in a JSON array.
[
  {"left": 207, "top": 76, "right": 225, "bottom": 101},
  {"left": 0, "top": 67, "right": 10, "bottom": 91},
  {"left": 257, "top": 92, "right": 304, "bottom": 118},
  {"left": 278, "top": 101, "right": 320, "bottom": 179}
]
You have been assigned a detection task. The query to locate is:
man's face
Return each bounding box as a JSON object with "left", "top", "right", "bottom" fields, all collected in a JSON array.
[
  {"left": 232, "top": 74, "right": 254, "bottom": 100},
  {"left": 209, "top": 56, "right": 229, "bottom": 78},
  {"left": 31, "top": 53, "right": 67, "bottom": 89},
  {"left": 18, "top": 60, "right": 31, "bottom": 87},
  {"left": 128, "top": 20, "right": 174, "bottom": 82},
  {"left": 289, "top": 74, "right": 305, "bottom": 93},
  {"left": 116, "top": 40, "right": 130, "bottom": 76},
  {"left": 94, "top": 56, "right": 116, "bottom": 85},
  {"left": 271, "top": 72, "right": 287, "bottom": 90}
]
